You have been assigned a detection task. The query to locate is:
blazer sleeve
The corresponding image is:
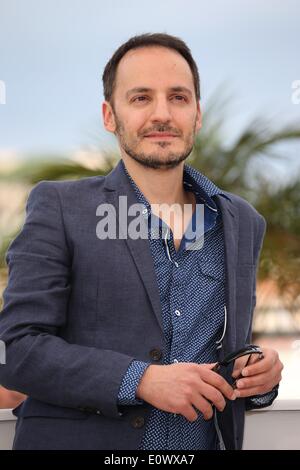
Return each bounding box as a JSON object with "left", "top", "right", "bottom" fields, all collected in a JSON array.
[
  {"left": 0, "top": 181, "right": 135, "bottom": 419},
  {"left": 245, "top": 213, "right": 279, "bottom": 410},
  {"left": 248, "top": 212, "right": 266, "bottom": 337}
]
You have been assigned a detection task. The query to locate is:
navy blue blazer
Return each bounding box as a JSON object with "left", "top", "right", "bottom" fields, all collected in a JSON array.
[{"left": 0, "top": 159, "right": 267, "bottom": 449}]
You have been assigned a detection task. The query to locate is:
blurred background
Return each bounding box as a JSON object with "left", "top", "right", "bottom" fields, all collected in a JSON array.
[{"left": 0, "top": 0, "right": 300, "bottom": 408}]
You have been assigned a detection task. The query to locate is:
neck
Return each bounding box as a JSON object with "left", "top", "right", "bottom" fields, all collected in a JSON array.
[{"left": 121, "top": 154, "right": 192, "bottom": 207}]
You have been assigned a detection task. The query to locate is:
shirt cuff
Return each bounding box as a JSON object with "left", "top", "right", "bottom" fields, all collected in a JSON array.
[
  {"left": 245, "top": 384, "right": 279, "bottom": 411},
  {"left": 117, "top": 360, "right": 151, "bottom": 405}
]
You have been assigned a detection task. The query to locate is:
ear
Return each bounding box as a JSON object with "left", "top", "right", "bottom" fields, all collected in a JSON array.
[
  {"left": 102, "top": 101, "right": 116, "bottom": 133},
  {"left": 195, "top": 101, "right": 202, "bottom": 133}
]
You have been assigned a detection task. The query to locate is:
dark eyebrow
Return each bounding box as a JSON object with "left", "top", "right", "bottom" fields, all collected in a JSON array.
[
  {"left": 126, "top": 86, "right": 193, "bottom": 99},
  {"left": 169, "top": 86, "right": 193, "bottom": 97},
  {"left": 126, "top": 87, "right": 151, "bottom": 98}
]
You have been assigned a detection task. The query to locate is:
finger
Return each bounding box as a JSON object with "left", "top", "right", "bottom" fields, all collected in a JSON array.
[
  {"left": 241, "top": 353, "right": 272, "bottom": 377},
  {"left": 234, "top": 382, "right": 275, "bottom": 398},
  {"left": 198, "top": 382, "right": 226, "bottom": 412},
  {"left": 232, "top": 356, "right": 250, "bottom": 378},
  {"left": 232, "top": 358, "right": 244, "bottom": 379},
  {"left": 248, "top": 353, "right": 262, "bottom": 364},
  {"left": 232, "top": 353, "right": 263, "bottom": 379},
  {"left": 201, "top": 367, "right": 237, "bottom": 400},
  {"left": 232, "top": 367, "right": 242, "bottom": 379},
  {"left": 235, "top": 372, "right": 270, "bottom": 390},
  {"left": 236, "top": 364, "right": 282, "bottom": 390},
  {"left": 192, "top": 395, "right": 213, "bottom": 420},
  {"left": 182, "top": 405, "right": 199, "bottom": 423}
]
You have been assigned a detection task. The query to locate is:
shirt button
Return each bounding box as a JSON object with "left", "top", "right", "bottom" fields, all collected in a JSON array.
[
  {"left": 174, "top": 261, "right": 179, "bottom": 268},
  {"left": 149, "top": 348, "right": 163, "bottom": 361},
  {"left": 175, "top": 309, "right": 181, "bottom": 317},
  {"left": 173, "top": 359, "right": 179, "bottom": 363},
  {"left": 142, "top": 208, "right": 148, "bottom": 215},
  {"left": 131, "top": 416, "right": 145, "bottom": 429}
]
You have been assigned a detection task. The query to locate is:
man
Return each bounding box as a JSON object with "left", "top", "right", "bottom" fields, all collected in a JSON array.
[{"left": 0, "top": 33, "right": 283, "bottom": 450}]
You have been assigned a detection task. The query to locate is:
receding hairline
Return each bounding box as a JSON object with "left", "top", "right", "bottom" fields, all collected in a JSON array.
[
  {"left": 116, "top": 44, "right": 193, "bottom": 74},
  {"left": 113, "top": 45, "right": 197, "bottom": 103}
]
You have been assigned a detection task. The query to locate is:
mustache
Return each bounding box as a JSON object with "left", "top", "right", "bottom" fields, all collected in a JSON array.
[{"left": 141, "top": 126, "right": 181, "bottom": 137}]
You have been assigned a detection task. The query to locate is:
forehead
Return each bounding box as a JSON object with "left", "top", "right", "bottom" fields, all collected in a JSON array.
[{"left": 115, "top": 46, "right": 195, "bottom": 94}]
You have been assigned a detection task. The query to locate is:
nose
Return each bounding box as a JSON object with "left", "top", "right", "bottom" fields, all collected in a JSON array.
[{"left": 150, "top": 96, "right": 172, "bottom": 123}]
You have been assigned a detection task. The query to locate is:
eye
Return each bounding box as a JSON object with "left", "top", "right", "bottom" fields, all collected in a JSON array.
[
  {"left": 132, "top": 96, "right": 148, "bottom": 102},
  {"left": 173, "top": 95, "right": 187, "bottom": 102}
]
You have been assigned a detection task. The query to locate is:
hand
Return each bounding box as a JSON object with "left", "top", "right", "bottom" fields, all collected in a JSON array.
[
  {"left": 232, "top": 347, "right": 283, "bottom": 397},
  {"left": 136, "top": 362, "right": 237, "bottom": 422},
  {"left": 232, "top": 350, "right": 264, "bottom": 384}
]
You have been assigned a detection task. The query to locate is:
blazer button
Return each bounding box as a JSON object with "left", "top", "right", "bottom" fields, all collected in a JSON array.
[
  {"left": 132, "top": 416, "right": 145, "bottom": 429},
  {"left": 149, "top": 348, "right": 162, "bottom": 361}
]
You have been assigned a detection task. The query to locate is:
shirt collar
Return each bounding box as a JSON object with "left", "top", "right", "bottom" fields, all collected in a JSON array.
[
  {"left": 121, "top": 159, "right": 229, "bottom": 252},
  {"left": 120, "top": 158, "right": 230, "bottom": 211}
]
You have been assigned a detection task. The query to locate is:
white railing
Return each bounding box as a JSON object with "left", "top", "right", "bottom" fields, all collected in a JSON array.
[
  {"left": 243, "top": 398, "right": 300, "bottom": 450},
  {"left": 1, "top": 399, "right": 300, "bottom": 450},
  {"left": 0, "top": 408, "right": 16, "bottom": 450}
]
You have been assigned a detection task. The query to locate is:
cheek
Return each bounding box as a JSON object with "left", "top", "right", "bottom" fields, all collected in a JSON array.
[
  {"left": 174, "top": 110, "right": 197, "bottom": 130},
  {"left": 125, "top": 115, "right": 148, "bottom": 137}
]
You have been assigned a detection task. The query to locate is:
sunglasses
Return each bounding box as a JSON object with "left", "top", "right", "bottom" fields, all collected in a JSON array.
[{"left": 212, "top": 344, "right": 264, "bottom": 389}]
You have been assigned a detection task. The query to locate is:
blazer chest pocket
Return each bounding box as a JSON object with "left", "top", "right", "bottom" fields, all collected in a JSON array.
[{"left": 197, "top": 258, "right": 225, "bottom": 283}]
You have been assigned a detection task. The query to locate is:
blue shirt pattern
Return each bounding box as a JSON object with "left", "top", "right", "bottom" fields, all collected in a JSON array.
[{"left": 117, "top": 160, "right": 228, "bottom": 450}]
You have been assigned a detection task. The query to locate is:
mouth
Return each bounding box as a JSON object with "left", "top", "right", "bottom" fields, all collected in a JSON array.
[{"left": 144, "top": 133, "right": 179, "bottom": 139}]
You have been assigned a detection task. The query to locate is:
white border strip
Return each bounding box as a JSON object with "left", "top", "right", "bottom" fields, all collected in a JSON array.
[
  {"left": 248, "top": 398, "right": 300, "bottom": 412},
  {"left": 0, "top": 409, "right": 16, "bottom": 421}
]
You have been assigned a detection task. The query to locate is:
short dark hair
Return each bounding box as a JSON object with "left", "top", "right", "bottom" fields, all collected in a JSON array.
[{"left": 102, "top": 32, "right": 200, "bottom": 107}]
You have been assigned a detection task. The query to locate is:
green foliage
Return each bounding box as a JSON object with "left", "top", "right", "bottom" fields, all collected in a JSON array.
[
  {"left": 1, "top": 95, "right": 300, "bottom": 308},
  {"left": 187, "top": 95, "right": 300, "bottom": 304},
  {"left": 1, "top": 152, "right": 118, "bottom": 184}
]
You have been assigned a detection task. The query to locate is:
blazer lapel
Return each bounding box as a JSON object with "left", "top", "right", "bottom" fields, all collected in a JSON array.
[
  {"left": 215, "top": 194, "right": 239, "bottom": 356},
  {"left": 104, "top": 161, "right": 164, "bottom": 334}
]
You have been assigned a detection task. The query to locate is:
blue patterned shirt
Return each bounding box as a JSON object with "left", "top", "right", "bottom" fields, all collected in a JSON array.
[{"left": 117, "top": 160, "right": 229, "bottom": 450}]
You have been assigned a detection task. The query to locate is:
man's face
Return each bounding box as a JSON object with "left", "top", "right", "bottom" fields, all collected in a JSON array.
[{"left": 103, "top": 46, "right": 202, "bottom": 169}]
